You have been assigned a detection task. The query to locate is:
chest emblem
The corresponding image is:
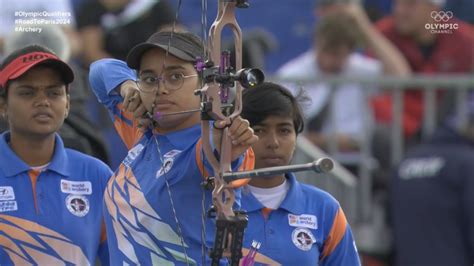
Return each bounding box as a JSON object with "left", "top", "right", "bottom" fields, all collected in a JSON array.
[
  {"left": 156, "top": 150, "right": 182, "bottom": 178},
  {"left": 292, "top": 228, "right": 316, "bottom": 251},
  {"left": 66, "top": 194, "right": 90, "bottom": 217},
  {"left": 0, "top": 186, "right": 15, "bottom": 200}
]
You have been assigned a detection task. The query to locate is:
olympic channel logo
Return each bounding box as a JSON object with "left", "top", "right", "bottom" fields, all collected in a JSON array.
[
  {"left": 430, "top": 11, "right": 453, "bottom": 22},
  {"left": 426, "top": 10, "right": 458, "bottom": 34}
]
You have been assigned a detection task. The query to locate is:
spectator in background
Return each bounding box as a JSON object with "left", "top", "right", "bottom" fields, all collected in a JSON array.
[
  {"left": 371, "top": 0, "right": 474, "bottom": 139},
  {"left": 0, "top": 0, "right": 82, "bottom": 59},
  {"left": 76, "top": 0, "right": 175, "bottom": 66},
  {"left": 391, "top": 94, "right": 474, "bottom": 265},
  {"left": 277, "top": 3, "right": 410, "bottom": 152},
  {"left": 1, "top": 25, "right": 110, "bottom": 165}
]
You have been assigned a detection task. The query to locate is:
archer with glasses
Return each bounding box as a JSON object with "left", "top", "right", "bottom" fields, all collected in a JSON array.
[{"left": 89, "top": 31, "right": 257, "bottom": 265}]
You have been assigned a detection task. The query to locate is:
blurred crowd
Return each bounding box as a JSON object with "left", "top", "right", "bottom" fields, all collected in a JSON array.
[{"left": 0, "top": 0, "right": 473, "bottom": 265}]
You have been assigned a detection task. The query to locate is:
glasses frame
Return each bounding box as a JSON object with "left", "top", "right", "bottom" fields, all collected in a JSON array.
[{"left": 136, "top": 73, "right": 199, "bottom": 93}]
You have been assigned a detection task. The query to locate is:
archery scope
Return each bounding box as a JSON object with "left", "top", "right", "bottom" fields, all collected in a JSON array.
[{"left": 232, "top": 68, "right": 264, "bottom": 88}]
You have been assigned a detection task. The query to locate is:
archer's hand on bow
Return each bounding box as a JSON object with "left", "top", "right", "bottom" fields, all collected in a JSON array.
[{"left": 213, "top": 116, "right": 259, "bottom": 162}]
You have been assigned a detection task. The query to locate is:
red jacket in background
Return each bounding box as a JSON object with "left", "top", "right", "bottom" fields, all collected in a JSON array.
[{"left": 371, "top": 16, "right": 474, "bottom": 137}]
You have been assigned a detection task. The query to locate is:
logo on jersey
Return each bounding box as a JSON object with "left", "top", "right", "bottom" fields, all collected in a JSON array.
[
  {"left": 398, "top": 157, "right": 445, "bottom": 180},
  {"left": 66, "top": 195, "right": 90, "bottom": 217},
  {"left": 0, "top": 186, "right": 15, "bottom": 200},
  {"left": 156, "top": 150, "right": 181, "bottom": 178},
  {"left": 156, "top": 157, "right": 174, "bottom": 178},
  {"left": 164, "top": 149, "right": 182, "bottom": 158},
  {"left": 291, "top": 228, "right": 316, "bottom": 251},
  {"left": 0, "top": 201, "right": 17, "bottom": 212},
  {"left": 123, "top": 144, "right": 144, "bottom": 167},
  {"left": 288, "top": 214, "right": 317, "bottom": 229},
  {"left": 61, "top": 180, "right": 92, "bottom": 195}
]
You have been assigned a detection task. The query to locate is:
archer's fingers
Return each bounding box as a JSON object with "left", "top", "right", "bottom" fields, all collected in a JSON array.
[
  {"left": 123, "top": 93, "right": 131, "bottom": 110},
  {"left": 126, "top": 94, "right": 142, "bottom": 113},
  {"left": 229, "top": 120, "right": 249, "bottom": 139},
  {"left": 232, "top": 135, "right": 259, "bottom": 147},
  {"left": 244, "top": 135, "right": 259, "bottom": 146},
  {"left": 231, "top": 127, "right": 256, "bottom": 146},
  {"left": 133, "top": 104, "right": 147, "bottom": 119}
]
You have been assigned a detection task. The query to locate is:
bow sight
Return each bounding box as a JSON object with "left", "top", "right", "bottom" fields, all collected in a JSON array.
[{"left": 195, "top": 52, "right": 265, "bottom": 96}]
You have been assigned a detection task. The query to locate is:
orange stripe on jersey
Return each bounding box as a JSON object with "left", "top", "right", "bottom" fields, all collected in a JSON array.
[
  {"left": 229, "top": 147, "right": 255, "bottom": 188},
  {"left": 0, "top": 234, "right": 27, "bottom": 260},
  {"left": 3, "top": 249, "right": 32, "bottom": 266},
  {"left": 116, "top": 103, "right": 134, "bottom": 121},
  {"left": 0, "top": 214, "right": 69, "bottom": 241},
  {"left": 115, "top": 164, "right": 127, "bottom": 193},
  {"left": 100, "top": 220, "right": 107, "bottom": 243},
  {"left": 126, "top": 167, "right": 140, "bottom": 188},
  {"left": 261, "top": 207, "right": 272, "bottom": 220},
  {"left": 28, "top": 170, "right": 40, "bottom": 214},
  {"left": 195, "top": 139, "right": 209, "bottom": 178},
  {"left": 22, "top": 245, "right": 66, "bottom": 265},
  {"left": 195, "top": 138, "right": 255, "bottom": 189},
  {"left": 39, "top": 235, "right": 89, "bottom": 265},
  {"left": 0, "top": 222, "right": 44, "bottom": 248},
  {"left": 113, "top": 103, "right": 143, "bottom": 149},
  {"left": 320, "top": 207, "right": 348, "bottom": 260}
]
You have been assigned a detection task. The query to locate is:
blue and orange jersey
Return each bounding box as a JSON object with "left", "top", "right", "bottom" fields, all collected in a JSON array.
[
  {"left": 89, "top": 58, "right": 255, "bottom": 265},
  {"left": 0, "top": 133, "right": 112, "bottom": 265},
  {"left": 240, "top": 173, "right": 360, "bottom": 265}
]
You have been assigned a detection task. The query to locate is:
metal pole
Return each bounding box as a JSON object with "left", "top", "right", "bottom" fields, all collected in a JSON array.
[
  {"left": 422, "top": 87, "right": 436, "bottom": 138},
  {"left": 391, "top": 87, "right": 404, "bottom": 165},
  {"left": 223, "top": 158, "right": 334, "bottom": 182}
]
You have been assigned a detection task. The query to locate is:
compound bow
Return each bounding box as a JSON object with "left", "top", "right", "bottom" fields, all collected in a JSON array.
[{"left": 159, "top": 1, "right": 335, "bottom": 265}]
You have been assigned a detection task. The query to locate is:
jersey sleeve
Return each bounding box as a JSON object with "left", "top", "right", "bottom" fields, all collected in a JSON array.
[
  {"left": 320, "top": 207, "right": 361, "bottom": 266},
  {"left": 89, "top": 58, "right": 143, "bottom": 149}
]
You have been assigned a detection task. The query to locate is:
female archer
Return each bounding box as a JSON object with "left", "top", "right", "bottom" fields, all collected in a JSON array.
[
  {"left": 240, "top": 82, "right": 361, "bottom": 265},
  {"left": 89, "top": 31, "right": 256, "bottom": 265},
  {"left": 0, "top": 45, "right": 111, "bottom": 265}
]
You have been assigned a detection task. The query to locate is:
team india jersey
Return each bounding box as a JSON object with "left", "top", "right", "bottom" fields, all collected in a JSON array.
[
  {"left": 240, "top": 173, "right": 361, "bottom": 265},
  {"left": 0, "top": 133, "right": 111, "bottom": 265}
]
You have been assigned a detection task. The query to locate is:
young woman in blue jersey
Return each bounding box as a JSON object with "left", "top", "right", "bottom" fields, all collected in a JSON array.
[
  {"left": 239, "top": 82, "right": 361, "bottom": 265},
  {"left": 88, "top": 31, "right": 257, "bottom": 265},
  {"left": 0, "top": 45, "right": 111, "bottom": 265}
]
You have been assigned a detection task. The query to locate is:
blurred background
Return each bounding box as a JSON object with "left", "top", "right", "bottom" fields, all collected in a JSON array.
[{"left": 1, "top": 0, "right": 473, "bottom": 265}]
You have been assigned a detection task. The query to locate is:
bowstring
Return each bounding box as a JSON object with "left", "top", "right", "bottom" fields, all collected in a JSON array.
[
  {"left": 200, "top": 0, "right": 209, "bottom": 263},
  {"left": 154, "top": 0, "right": 190, "bottom": 264}
]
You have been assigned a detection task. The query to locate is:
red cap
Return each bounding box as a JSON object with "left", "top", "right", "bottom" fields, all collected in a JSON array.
[{"left": 0, "top": 52, "right": 74, "bottom": 88}]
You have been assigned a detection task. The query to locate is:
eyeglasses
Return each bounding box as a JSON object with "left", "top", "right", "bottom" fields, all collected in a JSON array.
[{"left": 137, "top": 72, "right": 198, "bottom": 93}]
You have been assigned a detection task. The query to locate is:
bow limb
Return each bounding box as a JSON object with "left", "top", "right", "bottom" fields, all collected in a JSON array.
[
  {"left": 198, "top": 1, "right": 247, "bottom": 264},
  {"left": 201, "top": 0, "right": 244, "bottom": 218}
]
